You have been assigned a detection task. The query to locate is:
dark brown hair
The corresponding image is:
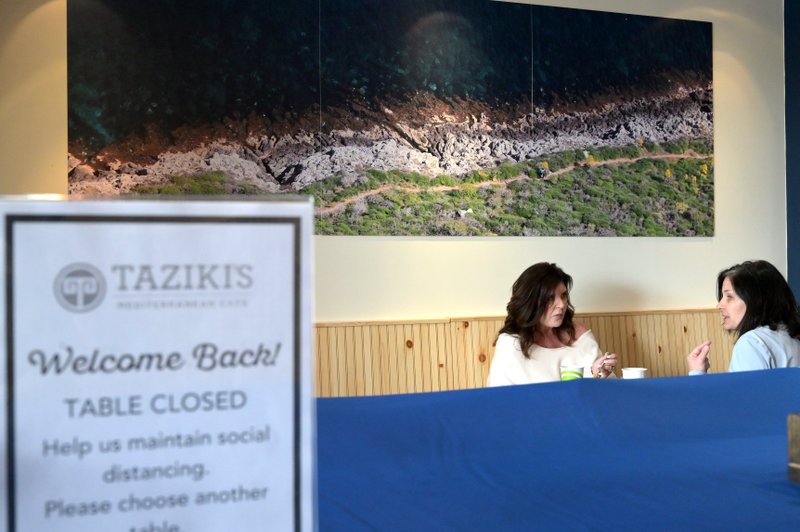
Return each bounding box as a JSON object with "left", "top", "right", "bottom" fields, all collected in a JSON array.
[
  {"left": 718, "top": 260, "right": 800, "bottom": 340},
  {"left": 495, "top": 262, "right": 576, "bottom": 358}
]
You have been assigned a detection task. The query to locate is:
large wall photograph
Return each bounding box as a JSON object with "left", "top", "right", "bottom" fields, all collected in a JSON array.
[{"left": 68, "top": 0, "right": 713, "bottom": 236}]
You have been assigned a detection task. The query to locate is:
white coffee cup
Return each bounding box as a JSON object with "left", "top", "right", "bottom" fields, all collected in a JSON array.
[{"left": 622, "top": 367, "right": 648, "bottom": 379}]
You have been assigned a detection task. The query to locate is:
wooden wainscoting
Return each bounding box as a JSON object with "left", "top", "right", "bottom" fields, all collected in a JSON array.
[{"left": 314, "top": 309, "right": 734, "bottom": 398}]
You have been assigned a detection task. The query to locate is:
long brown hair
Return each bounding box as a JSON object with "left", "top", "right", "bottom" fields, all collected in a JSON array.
[{"left": 495, "top": 262, "right": 576, "bottom": 358}]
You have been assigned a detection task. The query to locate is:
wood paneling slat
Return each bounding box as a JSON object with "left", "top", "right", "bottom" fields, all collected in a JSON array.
[
  {"left": 475, "top": 320, "right": 490, "bottom": 387},
  {"left": 352, "top": 326, "right": 363, "bottom": 395},
  {"left": 623, "top": 315, "right": 636, "bottom": 368},
  {"left": 361, "top": 326, "right": 374, "bottom": 396},
  {"left": 592, "top": 315, "right": 608, "bottom": 355},
  {"left": 666, "top": 314, "right": 680, "bottom": 377},
  {"left": 452, "top": 321, "right": 467, "bottom": 391},
  {"left": 369, "top": 325, "right": 384, "bottom": 395},
  {"left": 402, "top": 324, "right": 415, "bottom": 394},
  {"left": 438, "top": 322, "right": 452, "bottom": 391},
  {"left": 465, "top": 321, "right": 479, "bottom": 389},
  {"left": 389, "top": 325, "right": 402, "bottom": 395},
  {"left": 416, "top": 324, "right": 427, "bottom": 392},
  {"left": 334, "top": 326, "right": 346, "bottom": 397},
  {"left": 418, "top": 324, "right": 432, "bottom": 393},
  {"left": 344, "top": 326, "right": 357, "bottom": 396},
  {"left": 650, "top": 314, "right": 662, "bottom": 375},
  {"left": 377, "top": 324, "right": 393, "bottom": 396},
  {"left": 316, "top": 327, "right": 331, "bottom": 397}
]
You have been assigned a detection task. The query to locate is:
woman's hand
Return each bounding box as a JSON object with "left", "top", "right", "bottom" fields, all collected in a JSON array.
[
  {"left": 687, "top": 340, "right": 712, "bottom": 373},
  {"left": 592, "top": 352, "right": 617, "bottom": 378}
]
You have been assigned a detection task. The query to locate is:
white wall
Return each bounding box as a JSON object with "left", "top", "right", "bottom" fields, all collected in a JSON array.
[
  {"left": 0, "top": 0, "right": 66, "bottom": 195},
  {"left": 0, "top": 0, "right": 786, "bottom": 322}
]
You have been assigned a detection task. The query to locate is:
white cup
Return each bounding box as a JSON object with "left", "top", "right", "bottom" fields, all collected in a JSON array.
[{"left": 622, "top": 367, "right": 648, "bottom": 379}]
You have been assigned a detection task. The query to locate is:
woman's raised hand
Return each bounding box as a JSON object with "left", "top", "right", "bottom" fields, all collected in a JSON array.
[{"left": 687, "top": 340, "right": 712, "bottom": 373}]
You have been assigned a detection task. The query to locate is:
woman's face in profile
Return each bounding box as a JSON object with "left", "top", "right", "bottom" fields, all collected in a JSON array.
[
  {"left": 538, "top": 282, "right": 569, "bottom": 330},
  {"left": 717, "top": 276, "right": 746, "bottom": 331}
]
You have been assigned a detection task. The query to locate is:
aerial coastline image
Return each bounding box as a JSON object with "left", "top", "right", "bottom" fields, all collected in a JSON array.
[{"left": 67, "top": 0, "right": 713, "bottom": 236}]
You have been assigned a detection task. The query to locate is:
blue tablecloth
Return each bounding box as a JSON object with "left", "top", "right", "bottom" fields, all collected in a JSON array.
[{"left": 317, "top": 369, "right": 800, "bottom": 530}]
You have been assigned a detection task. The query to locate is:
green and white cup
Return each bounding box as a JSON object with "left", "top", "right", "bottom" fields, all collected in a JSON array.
[{"left": 560, "top": 365, "right": 584, "bottom": 381}]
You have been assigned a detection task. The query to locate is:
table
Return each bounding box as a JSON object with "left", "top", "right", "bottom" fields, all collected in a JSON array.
[{"left": 318, "top": 369, "right": 800, "bottom": 530}]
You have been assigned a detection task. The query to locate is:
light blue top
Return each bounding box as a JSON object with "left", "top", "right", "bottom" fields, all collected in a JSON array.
[{"left": 690, "top": 325, "right": 800, "bottom": 375}]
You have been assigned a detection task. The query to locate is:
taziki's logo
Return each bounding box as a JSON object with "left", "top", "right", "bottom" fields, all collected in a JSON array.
[
  {"left": 53, "top": 263, "right": 254, "bottom": 313},
  {"left": 109, "top": 264, "right": 253, "bottom": 291},
  {"left": 54, "top": 263, "right": 107, "bottom": 313}
]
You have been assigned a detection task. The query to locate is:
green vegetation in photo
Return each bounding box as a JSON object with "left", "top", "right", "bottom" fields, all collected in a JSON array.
[
  {"left": 130, "top": 171, "right": 261, "bottom": 195},
  {"left": 431, "top": 174, "right": 458, "bottom": 186},
  {"left": 303, "top": 137, "right": 714, "bottom": 236}
]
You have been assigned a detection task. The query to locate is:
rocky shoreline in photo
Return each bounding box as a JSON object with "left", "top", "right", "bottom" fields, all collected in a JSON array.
[{"left": 68, "top": 84, "right": 712, "bottom": 197}]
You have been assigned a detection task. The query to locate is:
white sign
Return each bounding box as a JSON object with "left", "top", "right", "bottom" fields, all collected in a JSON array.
[{"left": 0, "top": 197, "right": 314, "bottom": 532}]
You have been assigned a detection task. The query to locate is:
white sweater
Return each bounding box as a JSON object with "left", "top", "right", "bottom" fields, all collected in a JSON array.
[{"left": 487, "top": 330, "right": 603, "bottom": 385}]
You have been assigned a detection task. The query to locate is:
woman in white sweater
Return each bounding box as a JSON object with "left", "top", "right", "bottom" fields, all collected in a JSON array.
[
  {"left": 487, "top": 262, "right": 617, "bottom": 385},
  {"left": 687, "top": 260, "right": 800, "bottom": 374}
]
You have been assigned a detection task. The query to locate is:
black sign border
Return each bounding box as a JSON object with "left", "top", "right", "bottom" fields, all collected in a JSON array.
[{"left": 5, "top": 214, "right": 304, "bottom": 532}]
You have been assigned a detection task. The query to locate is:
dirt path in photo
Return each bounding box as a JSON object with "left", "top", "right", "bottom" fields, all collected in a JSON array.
[{"left": 315, "top": 152, "right": 708, "bottom": 217}]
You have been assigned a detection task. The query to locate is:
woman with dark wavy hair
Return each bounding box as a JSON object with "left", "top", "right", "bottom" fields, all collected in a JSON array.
[
  {"left": 687, "top": 260, "right": 800, "bottom": 374},
  {"left": 487, "top": 262, "right": 617, "bottom": 385}
]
